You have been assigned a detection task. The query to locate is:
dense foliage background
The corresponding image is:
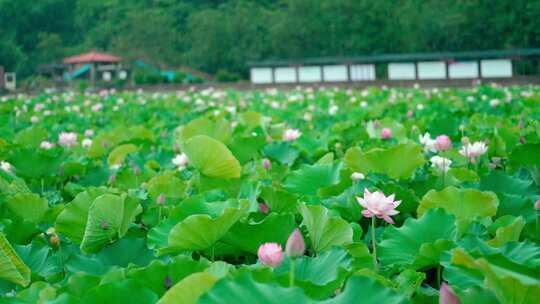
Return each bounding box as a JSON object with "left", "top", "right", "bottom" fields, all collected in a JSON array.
[{"left": 1, "top": 0, "right": 540, "bottom": 78}]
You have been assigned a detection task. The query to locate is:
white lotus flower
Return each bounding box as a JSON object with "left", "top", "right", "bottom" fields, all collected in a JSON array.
[
  {"left": 419, "top": 133, "right": 437, "bottom": 153},
  {"left": 430, "top": 156, "right": 452, "bottom": 173},
  {"left": 172, "top": 153, "right": 189, "bottom": 170}
]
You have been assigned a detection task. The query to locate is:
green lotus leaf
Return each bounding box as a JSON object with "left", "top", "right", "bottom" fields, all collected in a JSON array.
[
  {"left": 273, "top": 248, "right": 352, "bottom": 299},
  {"left": 13, "top": 281, "right": 56, "bottom": 303},
  {"left": 158, "top": 272, "right": 218, "bottom": 304},
  {"left": 144, "top": 171, "right": 186, "bottom": 202},
  {"left": 107, "top": 143, "right": 139, "bottom": 167},
  {"left": 479, "top": 171, "right": 536, "bottom": 197},
  {"left": 259, "top": 186, "right": 299, "bottom": 213},
  {"left": 222, "top": 213, "right": 296, "bottom": 254},
  {"left": 344, "top": 142, "right": 425, "bottom": 180},
  {"left": 486, "top": 216, "right": 525, "bottom": 247},
  {"left": 178, "top": 117, "right": 231, "bottom": 145},
  {"left": 14, "top": 127, "right": 48, "bottom": 147},
  {"left": 80, "top": 193, "right": 142, "bottom": 254},
  {"left": 451, "top": 248, "right": 540, "bottom": 304},
  {"left": 7, "top": 147, "right": 65, "bottom": 179},
  {"left": 183, "top": 135, "right": 241, "bottom": 179},
  {"left": 127, "top": 255, "right": 210, "bottom": 296},
  {"left": 55, "top": 187, "right": 113, "bottom": 244},
  {"left": 198, "top": 273, "right": 406, "bottom": 304},
  {"left": 508, "top": 143, "right": 540, "bottom": 170},
  {"left": 80, "top": 279, "right": 158, "bottom": 304},
  {"left": 262, "top": 142, "right": 299, "bottom": 166},
  {"left": 299, "top": 204, "right": 353, "bottom": 253},
  {"left": 163, "top": 200, "right": 248, "bottom": 254},
  {"left": 379, "top": 208, "right": 456, "bottom": 269},
  {"left": 283, "top": 163, "right": 342, "bottom": 196},
  {"left": 0, "top": 232, "right": 31, "bottom": 286},
  {"left": 417, "top": 186, "right": 499, "bottom": 233},
  {"left": 5, "top": 192, "right": 48, "bottom": 223}
]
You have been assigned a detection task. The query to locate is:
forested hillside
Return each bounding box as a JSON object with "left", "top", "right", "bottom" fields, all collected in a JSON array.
[{"left": 1, "top": 0, "right": 539, "bottom": 78}]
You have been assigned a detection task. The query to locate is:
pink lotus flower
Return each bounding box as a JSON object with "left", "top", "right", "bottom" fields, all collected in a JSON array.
[
  {"left": 285, "top": 229, "right": 305, "bottom": 258},
  {"left": 58, "top": 132, "right": 78, "bottom": 147},
  {"left": 258, "top": 243, "right": 284, "bottom": 267},
  {"left": 380, "top": 128, "right": 392, "bottom": 139},
  {"left": 435, "top": 135, "right": 452, "bottom": 151},
  {"left": 283, "top": 129, "right": 302, "bottom": 141},
  {"left": 356, "top": 189, "right": 401, "bottom": 224},
  {"left": 439, "top": 282, "right": 460, "bottom": 304}
]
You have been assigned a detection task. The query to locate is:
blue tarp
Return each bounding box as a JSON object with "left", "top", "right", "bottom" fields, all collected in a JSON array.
[{"left": 64, "top": 64, "right": 91, "bottom": 81}]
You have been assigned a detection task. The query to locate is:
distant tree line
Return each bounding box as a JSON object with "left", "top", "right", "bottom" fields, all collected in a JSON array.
[{"left": 1, "top": 0, "right": 539, "bottom": 79}]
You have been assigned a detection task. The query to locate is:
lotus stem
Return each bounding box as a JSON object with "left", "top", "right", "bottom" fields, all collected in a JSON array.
[
  {"left": 371, "top": 217, "right": 378, "bottom": 271},
  {"left": 289, "top": 259, "right": 295, "bottom": 287}
]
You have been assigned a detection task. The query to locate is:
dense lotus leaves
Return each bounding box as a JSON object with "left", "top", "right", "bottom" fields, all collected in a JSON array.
[
  {"left": 1, "top": 87, "right": 540, "bottom": 301},
  {"left": 417, "top": 186, "right": 499, "bottom": 233},
  {"left": 344, "top": 142, "right": 425, "bottom": 180},
  {"left": 299, "top": 204, "right": 353, "bottom": 253},
  {"left": 0, "top": 232, "right": 31, "bottom": 287},
  {"left": 451, "top": 248, "right": 540, "bottom": 304},
  {"left": 183, "top": 135, "right": 241, "bottom": 179},
  {"left": 379, "top": 209, "right": 456, "bottom": 269}
]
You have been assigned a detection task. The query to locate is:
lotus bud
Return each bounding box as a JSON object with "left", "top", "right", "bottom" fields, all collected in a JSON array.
[
  {"left": 259, "top": 203, "right": 269, "bottom": 214},
  {"left": 350, "top": 172, "right": 365, "bottom": 181},
  {"left": 435, "top": 135, "right": 452, "bottom": 151},
  {"left": 49, "top": 234, "right": 60, "bottom": 246},
  {"left": 407, "top": 110, "right": 414, "bottom": 118},
  {"left": 157, "top": 193, "right": 166, "bottom": 205},
  {"left": 100, "top": 220, "right": 109, "bottom": 230},
  {"left": 285, "top": 228, "right": 305, "bottom": 258},
  {"left": 108, "top": 174, "right": 116, "bottom": 185},
  {"left": 262, "top": 158, "right": 272, "bottom": 170},
  {"left": 535, "top": 199, "right": 540, "bottom": 211},
  {"left": 439, "top": 282, "right": 460, "bottom": 304},
  {"left": 520, "top": 136, "right": 526, "bottom": 144},
  {"left": 373, "top": 120, "right": 380, "bottom": 129},
  {"left": 164, "top": 276, "right": 173, "bottom": 289},
  {"left": 381, "top": 128, "right": 392, "bottom": 139},
  {"left": 257, "top": 243, "right": 284, "bottom": 267}
]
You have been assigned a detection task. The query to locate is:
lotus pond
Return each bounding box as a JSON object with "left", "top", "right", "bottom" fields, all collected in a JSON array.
[{"left": 0, "top": 85, "right": 539, "bottom": 303}]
